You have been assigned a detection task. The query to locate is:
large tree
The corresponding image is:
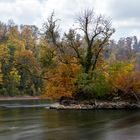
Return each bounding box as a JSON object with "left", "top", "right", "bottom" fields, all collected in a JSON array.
[{"left": 43, "top": 10, "right": 115, "bottom": 74}]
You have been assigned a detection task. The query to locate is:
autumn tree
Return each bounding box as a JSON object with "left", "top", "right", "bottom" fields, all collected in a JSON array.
[
  {"left": 41, "top": 10, "right": 115, "bottom": 99},
  {"left": 16, "top": 50, "right": 42, "bottom": 96},
  {"left": 0, "top": 20, "right": 43, "bottom": 96},
  {"left": 20, "top": 25, "right": 39, "bottom": 56},
  {"left": 43, "top": 10, "right": 115, "bottom": 75}
]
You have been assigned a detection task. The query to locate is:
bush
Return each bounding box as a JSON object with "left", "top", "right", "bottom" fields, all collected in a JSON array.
[
  {"left": 74, "top": 71, "right": 113, "bottom": 100},
  {"left": 73, "top": 73, "right": 95, "bottom": 100},
  {"left": 113, "top": 72, "right": 140, "bottom": 101},
  {"left": 108, "top": 61, "right": 140, "bottom": 100},
  {"left": 43, "top": 63, "right": 79, "bottom": 99},
  {"left": 0, "top": 88, "right": 8, "bottom": 96}
]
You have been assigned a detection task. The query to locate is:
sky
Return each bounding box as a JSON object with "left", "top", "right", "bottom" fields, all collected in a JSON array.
[{"left": 0, "top": 0, "right": 140, "bottom": 40}]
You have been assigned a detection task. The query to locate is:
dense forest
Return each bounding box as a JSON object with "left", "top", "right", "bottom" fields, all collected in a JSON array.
[{"left": 0, "top": 10, "right": 140, "bottom": 101}]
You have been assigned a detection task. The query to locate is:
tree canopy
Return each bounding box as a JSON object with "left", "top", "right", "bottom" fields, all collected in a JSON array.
[{"left": 0, "top": 9, "right": 139, "bottom": 101}]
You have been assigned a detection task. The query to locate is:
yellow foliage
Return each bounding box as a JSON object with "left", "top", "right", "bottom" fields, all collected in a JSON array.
[
  {"left": 114, "top": 72, "right": 140, "bottom": 94},
  {"left": 8, "top": 26, "right": 25, "bottom": 51},
  {"left": 108, "top": 61, "right": 140, "bottom": 95},
  {"left": 100, "top": 61, "right": 137, "bottom": 97},
  {"left": 0, "top": 63, "right": 3, "bottom": 85},
  {"left": 0, "top": 44, "right": 9, "bottom": 60}
]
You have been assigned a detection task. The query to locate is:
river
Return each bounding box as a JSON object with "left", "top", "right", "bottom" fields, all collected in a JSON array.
[{"left": 0, "top": 100, "right": 140, "bottom": 140}]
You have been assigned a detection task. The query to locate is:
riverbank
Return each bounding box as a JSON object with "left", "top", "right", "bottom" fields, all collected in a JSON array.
[
  {"left": 0, "top": 96, "right": 41, "bottom": 100},
  {"left": 1, "top": 96, "right": 140, "bottom": 109},
  {"left": 49, "top": 100, "right": 140, "bottom": 110}
]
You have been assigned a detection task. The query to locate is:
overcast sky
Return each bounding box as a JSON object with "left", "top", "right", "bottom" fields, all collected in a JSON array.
[{"left": 0, "top": 0, "right": 140, "bottom": 40}]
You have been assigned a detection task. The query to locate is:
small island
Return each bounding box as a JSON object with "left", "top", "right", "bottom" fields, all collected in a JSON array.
[{"left": 43, "top": 10, "right": 140, "bottom": 109}]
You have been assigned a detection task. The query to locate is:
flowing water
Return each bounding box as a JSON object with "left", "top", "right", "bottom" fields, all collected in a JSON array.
[{"left": 0, "top": 100, "right": 140, "bottom": 140}]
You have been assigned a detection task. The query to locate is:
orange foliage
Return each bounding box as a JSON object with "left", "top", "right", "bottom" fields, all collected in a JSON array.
[
  {"left": 113, "top": 72, "right": 140, "bottom": 96},
  {"left": 42, "top": 63, "right": 80, "bottom": 99}
]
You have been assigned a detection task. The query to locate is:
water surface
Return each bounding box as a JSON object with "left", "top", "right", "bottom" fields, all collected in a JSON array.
[{"left": 0, "top": 100, "right": 140, "bottom": 140}]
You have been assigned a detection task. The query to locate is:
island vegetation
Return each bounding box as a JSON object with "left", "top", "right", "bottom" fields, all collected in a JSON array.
[{"left": 0, "top": 9, "right": 140, "bottom": 104}]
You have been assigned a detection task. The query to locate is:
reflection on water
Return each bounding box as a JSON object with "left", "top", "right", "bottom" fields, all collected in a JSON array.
[{"left": 0, "top": 100, "right": 140, "bottom": 140}]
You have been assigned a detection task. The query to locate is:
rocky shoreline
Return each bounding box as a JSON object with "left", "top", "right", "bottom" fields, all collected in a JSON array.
[{"left": 49, "top": 100, "right": 140, "bottom": 110}]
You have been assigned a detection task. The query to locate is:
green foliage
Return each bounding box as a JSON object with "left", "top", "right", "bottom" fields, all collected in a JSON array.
[
  {"left": 74, "top": 70, "right": 112, "bottom": 100},
  {"left": 91, "top": 70, "right": 113, "bottom": 99},
  {"left": 74, "top": 73, "right": 93, "bottom": 99},
  {"left": 6, "top": 73, "right": 20, "bottom": 96},
  {"left": 2, "top": 68, "right": 21, "bottom": 96},
  {"left": 39, "top": 45, "right": 56, "bottom": 68}
]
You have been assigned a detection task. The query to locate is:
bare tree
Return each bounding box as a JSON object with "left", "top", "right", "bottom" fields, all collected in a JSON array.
[
  {"left": 76, "top": 9, "right": 115, "bottom": 73},
  {"left": 43, "top": 9, "right": 115, "bottom": 74}
]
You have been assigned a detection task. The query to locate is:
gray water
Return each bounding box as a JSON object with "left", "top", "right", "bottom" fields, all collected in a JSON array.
[{"left": 0, "top": 100, "right": 140, "bottom": 140}]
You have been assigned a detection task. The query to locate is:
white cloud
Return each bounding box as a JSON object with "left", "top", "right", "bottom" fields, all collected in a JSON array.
[
  {"left": 41, "top": 0, "right": 99, "bottom": 32},
  {"left": 0, "top": 0, "right": 42, "bottom": 25},
  {"left": 0, "top": 0, "right": 140, "bottom": 39}
]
